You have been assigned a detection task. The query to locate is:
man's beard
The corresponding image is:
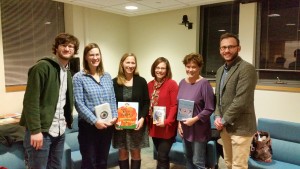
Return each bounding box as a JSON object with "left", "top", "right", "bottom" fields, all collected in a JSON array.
[
  {"left": 58, "top": 53, "right": 73, "bottom": 61},
  {"left": 225, "top": 51, "right": 238, "bottom": 62}
]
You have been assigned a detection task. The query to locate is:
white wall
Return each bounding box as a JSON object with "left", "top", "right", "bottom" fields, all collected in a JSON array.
[
  {"left": 128, "top": 7, "right": 198, "bottom": 82},
  {"left": 0, "top": 3, "right": 299, "bottom": 123},
  {"left": 64, "top": 4, "right": 130, "bottom": 78}
]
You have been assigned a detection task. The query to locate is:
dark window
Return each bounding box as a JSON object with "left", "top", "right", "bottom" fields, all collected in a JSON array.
[
  {"left": 1, "top": 0, "right": 65, "bottom": 86},
  {"left": 256, "top": 0, "right": 300, "bottom": 84},
  {"left": 200, "top": 2, "right": 239, "bottom": 79}
]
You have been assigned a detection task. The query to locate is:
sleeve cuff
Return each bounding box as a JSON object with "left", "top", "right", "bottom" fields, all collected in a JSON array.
[{"left": 221, "top": 118, "right": 228, "bottom": 125}]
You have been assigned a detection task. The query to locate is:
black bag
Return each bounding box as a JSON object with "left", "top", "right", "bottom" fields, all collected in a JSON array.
[{"left": 250, "top": 131, "right": 272, "bottom": 162}]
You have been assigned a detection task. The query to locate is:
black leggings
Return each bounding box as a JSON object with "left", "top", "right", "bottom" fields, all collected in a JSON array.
[{"left": 152, "top": 137, "right": 175, "bottom": 169}]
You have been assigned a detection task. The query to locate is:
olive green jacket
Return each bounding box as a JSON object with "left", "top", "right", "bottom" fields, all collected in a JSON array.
[
  {"left": 215, "top": 56, "right": 257, "bottom": 136},
  {"left": 19, "top": 57, "right": 73, "bottom": 134}
]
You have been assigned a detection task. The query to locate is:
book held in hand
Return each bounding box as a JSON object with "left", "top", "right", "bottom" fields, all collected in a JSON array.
[
  {"left": 177, "top": 99, "right": 194, "bottom": 121},
  {"left": 95, "top": 103, "right": 112, "bottom": 124},
  {"left": 153, "top": 106, "right": 166, "bottom": 124},
  {"left": 116, "top": 102, "right": 139, "bottom": 129}
]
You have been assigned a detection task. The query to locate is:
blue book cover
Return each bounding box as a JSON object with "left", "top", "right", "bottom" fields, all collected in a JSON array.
[
  {"left": 153, "top": 106, "right": 166, "bottom": 124},
  {"left": 177, "top": 99, "right": 194, "bottom": 121}
]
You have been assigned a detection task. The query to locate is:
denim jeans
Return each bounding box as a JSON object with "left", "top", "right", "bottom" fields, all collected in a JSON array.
[
  {"left": 182, "top": 139, "right": 206, "bottom": 169},
  {"left": 78, "top": 119, "right": 113, "bottom": 169},
  {"left": 23, "top": 130, "right": 65, "bottom": 169},
  {"left": 152, "top": 137, "right": 175, "bottom": 169}
]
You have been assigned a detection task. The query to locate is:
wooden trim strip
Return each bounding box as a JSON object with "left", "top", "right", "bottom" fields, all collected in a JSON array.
[
  {"left": 209, "top": 82, "right": 300, "bottom": 93},
  {"left": 6, "top": 85, "right": 26, "bottom": 92},
  {"left": 5, "top": 83, "right": 300, "bottom": 93}
]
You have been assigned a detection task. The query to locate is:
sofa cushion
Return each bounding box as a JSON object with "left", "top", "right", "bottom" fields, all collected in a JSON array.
[
  {"left": 65, "top": 132, "right": 79, "bottom": 151},
  {"left": 248, "top": 158, "right": 300, "bottom": 169},
  {"left": 249, "top": 118, "right": 300, "bottom": 169},
  {"left": 71, "top": 150, "right": 82, "bottom": 169},
  {"left": 206, "top": 140, "right": 218, "bottom": 167},
  {"left": 168, "top": 142, "right": 186, "bottom": 165},
  {"left": 258, "top": 118, "right": 300, "bottom": 143},
  {"left": 0, "top": 141, "right": 25, "bottom": 169},
  {"left": 65, "top": 113, "right": 79, "bottom": 134},
  {"left": 271, "top": 138, "right": 300, "bottom": 166}
]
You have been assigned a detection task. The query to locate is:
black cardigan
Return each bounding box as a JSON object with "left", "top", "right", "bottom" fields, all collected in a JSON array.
[{"left": 113, "top": 75, "right": 150, "bottom": 119}]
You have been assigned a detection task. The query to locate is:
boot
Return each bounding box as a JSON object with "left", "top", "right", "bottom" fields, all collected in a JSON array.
[
  {"left": 119, "top": 159, "right": 129, "bottom": 169},
  {"left": 131, "top": 159, "right": 141, "bottom": 169}
]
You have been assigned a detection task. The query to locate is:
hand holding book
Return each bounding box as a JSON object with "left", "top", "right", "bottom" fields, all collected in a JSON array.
[
  {"left": 177, "top": 99, "right": 194, "bottom": 121},
  {"left": 153, "top": 106, "right": 166, "bottom": 125}
]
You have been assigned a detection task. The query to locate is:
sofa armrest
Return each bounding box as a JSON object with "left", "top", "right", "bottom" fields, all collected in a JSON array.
[
  {"left": 206, "top": 140, "right": 218, "bottom": 168},
  {"left": 0, "top": 141, "right": 26, "bottom": 169}
]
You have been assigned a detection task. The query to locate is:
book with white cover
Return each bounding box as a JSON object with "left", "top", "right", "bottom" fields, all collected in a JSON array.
[
  {"left": 153, "top": 106, "right": 166, "bottom": 124},
  {"left": 177, "top": 99, "right": 194, "bottom": 121},
  {"left": 95, "top": 103, "right": 112, "bottom": 124}
]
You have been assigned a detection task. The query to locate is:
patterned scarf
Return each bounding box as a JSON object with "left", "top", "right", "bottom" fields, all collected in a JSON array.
[{"left": 149, "top": 78, "right": 166, "bottom": 118}]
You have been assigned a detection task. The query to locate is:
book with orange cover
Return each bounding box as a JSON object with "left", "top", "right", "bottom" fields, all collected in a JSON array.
[{"left": 116, "top": 102, "right": 139, "bottom": 129}]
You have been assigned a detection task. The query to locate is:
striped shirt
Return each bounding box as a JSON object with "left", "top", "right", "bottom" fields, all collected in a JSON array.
[{"left": 73, "top": 70, "right": 117, "bottom": 125}]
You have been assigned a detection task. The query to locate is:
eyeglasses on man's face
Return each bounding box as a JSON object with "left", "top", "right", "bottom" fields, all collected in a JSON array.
[
  {"left": 219, "top": 45, "right": 238, "bottom": 51},
  {"left": 59, "top": 44, "right": 75, "bottom": 50}
]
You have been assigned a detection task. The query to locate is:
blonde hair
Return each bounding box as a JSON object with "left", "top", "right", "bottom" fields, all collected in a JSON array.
[{"left": 116, "top": 53, "right": 139, "bottom": 85}]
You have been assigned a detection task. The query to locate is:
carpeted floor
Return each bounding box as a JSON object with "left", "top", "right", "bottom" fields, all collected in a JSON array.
[{"left": 108, "top": 140, "right": 226, "bottom": 169}]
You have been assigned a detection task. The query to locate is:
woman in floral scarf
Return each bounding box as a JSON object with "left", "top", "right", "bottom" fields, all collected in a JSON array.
[{"left": 148, "top": 57, "right": 178, "bottom": 169}]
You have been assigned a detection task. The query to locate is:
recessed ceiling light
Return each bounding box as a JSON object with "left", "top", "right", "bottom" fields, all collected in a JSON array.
[
  {"left": 125, "top": 6, "right": 138, "bottom": 10},
  {"left": 286, "top": 23, "right": 296, "bottom": 26},
  {"left": 268, "top": 13, "right": 280, "bottom": 17}
]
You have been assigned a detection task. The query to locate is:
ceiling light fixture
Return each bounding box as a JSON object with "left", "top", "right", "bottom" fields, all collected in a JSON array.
[
  {"left": 286, "top": 23, "right": 296, "bottom": 26},
  {"left": 268, "top": 13, "right": 280, "bottom": 17},
  {"left": 125, "top": 5, "right": 138, "bottom": 10},
  {"left": 218, "top": 29, "right": 226, "bottom": 32}
]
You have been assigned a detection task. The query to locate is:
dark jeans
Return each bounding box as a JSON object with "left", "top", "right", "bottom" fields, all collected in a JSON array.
[
  {"left": 152, "top": 137, "right": 175, "bottom": 169},
  {"left": 78, "top": 120, "right": 113, "bottom": 169},
  {"left": 23, "top": 130, "right": 65, "bottom": 169},
  {"left": 182, "top": 139, "right": 206, "bottom": 169}
]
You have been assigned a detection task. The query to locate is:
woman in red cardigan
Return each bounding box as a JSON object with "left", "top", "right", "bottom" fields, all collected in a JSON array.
[{"left": 148, "top": 57, "right": 179, "bottom": 169}]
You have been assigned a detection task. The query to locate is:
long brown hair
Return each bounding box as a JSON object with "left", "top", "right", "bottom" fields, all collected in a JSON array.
[
  {"left": 116, "top": 53, "right": 139, "bottom": 85},
  {"left": 83, "top": 43, "right": 104, "bottom": 75}
]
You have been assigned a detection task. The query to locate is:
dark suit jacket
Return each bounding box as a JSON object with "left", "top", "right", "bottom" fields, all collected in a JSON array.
[
  {"left": 113, "top": 75, "right": 150, "bottom": 119},
  {"left": 215, "top": 56, "right": 257, "bottom": 136}
]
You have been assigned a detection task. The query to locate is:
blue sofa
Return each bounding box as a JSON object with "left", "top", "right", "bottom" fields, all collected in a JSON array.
[
  {"left": 0, "top": 141, "right": 25, "bottom": 169},
  {"left": 63, "top": 114, "right": 119, "bottom": 169},
  {"left": 0, "top": 124, "right": 26, "bottom": 169},
  {"left": 248, "top": 118, "right": 300, "bottom": 169},
  {"left": 153, "top": 115, "right": 219, "bottom": 168},
  {"left": 0, "top": 114, "right": 118, "bottom": 169}
]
